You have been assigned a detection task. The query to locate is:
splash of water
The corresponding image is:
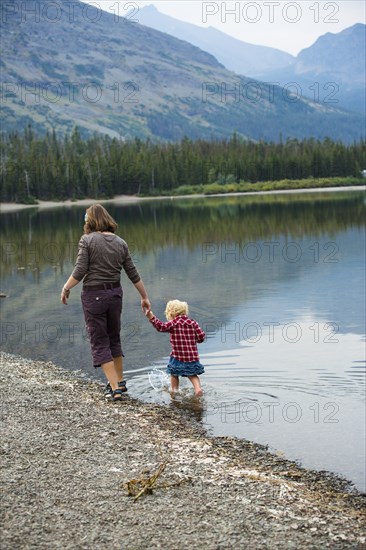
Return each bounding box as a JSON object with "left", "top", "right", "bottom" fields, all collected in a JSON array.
[{"left": 148, "top": 367, "right": 170, "bottom": 392}]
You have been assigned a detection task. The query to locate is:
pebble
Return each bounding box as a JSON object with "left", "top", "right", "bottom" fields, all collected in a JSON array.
[{"left": 1, "top": 351, "right": 365, "bottom": 550}]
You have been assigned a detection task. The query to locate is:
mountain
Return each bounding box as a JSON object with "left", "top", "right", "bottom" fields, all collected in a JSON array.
[
  {"left": 296, "top": 23, "right": 365, "bottom": 79},
  {"left": 0, "top": 0, "right": 364, "bottom": 142},
  {"left": 134, "top": 5, "right": 294, "bottom": 77},
  {"left": 256, "top": 23, "right": 366, "bottom": 115},
  {"left": 135, "top": 7, "right": 365, "bottom": 115}
]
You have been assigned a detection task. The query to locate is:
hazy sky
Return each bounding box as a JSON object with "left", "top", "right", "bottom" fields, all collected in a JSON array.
[{"left": 83, "top": 0, "right": 365, "bottom": 55}]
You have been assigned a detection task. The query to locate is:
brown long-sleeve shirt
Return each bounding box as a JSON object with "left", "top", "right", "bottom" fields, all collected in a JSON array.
[{"left": 72, "top": 232, "right": 140, "bottom": 286}]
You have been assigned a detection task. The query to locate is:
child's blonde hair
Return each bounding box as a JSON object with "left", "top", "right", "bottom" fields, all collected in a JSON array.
[{"left": 165, "top": 299, "right": 189, "bottom": 320}]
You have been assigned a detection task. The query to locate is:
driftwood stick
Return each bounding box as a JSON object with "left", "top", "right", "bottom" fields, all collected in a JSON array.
[{"left": 124, "top": 462, "right": 168, "bottom": 501}]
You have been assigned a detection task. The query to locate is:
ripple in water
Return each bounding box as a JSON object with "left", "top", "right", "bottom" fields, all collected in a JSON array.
[{"left": 128, "top": 319, "right": 365, "bottom": 491}]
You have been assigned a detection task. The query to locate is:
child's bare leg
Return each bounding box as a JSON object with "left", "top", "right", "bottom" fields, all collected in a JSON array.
[
  {"left": 188, "top": 375, "right": 203, "bottom": 396},
  {"left": 170, "top": 375, "right": 179, "bottom": 392}
]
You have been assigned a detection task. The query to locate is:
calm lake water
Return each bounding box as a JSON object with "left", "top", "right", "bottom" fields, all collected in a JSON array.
[{"left": 1, "top": 190, "right": 365, "bottom": 491}]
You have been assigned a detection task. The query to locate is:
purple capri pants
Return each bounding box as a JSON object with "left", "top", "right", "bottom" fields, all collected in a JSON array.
[{"left": 81, "top": 285, "right": 123, "bottom": 368}]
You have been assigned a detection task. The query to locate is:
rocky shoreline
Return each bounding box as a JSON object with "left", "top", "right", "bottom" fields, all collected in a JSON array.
[{"left": 1, "top": 352, "right": 365, "bottom": 549}]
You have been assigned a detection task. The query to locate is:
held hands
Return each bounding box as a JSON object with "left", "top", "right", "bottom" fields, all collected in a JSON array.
[
  {"left": 141, "top": 297, "right": 151, "bottom": 315},
  {"left": 145, "top": 308, "right": 154, "bottom": 320}
]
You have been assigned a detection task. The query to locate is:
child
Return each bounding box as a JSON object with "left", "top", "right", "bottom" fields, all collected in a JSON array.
[{"left": 146, "top": 300, "right": 206, "bottom": 396}]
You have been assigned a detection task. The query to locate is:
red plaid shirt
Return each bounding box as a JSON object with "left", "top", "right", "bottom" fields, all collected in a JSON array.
[{"left": 149, "top": 314, "right": 205, "bottom": 362}]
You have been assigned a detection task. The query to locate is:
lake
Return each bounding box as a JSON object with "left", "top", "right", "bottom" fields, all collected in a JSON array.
[{"left": 1, "top": 189, "right": 365, "bottom": 491}]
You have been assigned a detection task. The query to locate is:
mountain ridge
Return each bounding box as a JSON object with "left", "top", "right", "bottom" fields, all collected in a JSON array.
[
  {"left": 0, "top": 0, "right": 364, "bottom": 142},
  {"left": 134, "top": 6, "right": 365, "bottom": 115},
  {"left": 257, "top": 23, "right": 365, "bottom": 115},
  {"left": 134, "top": 4, "right": 295, "bottom": 77}
]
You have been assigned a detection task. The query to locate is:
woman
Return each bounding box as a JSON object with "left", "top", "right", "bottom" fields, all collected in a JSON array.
[{"left": 60, "top": 204, "right": 151, "bottom": 401}]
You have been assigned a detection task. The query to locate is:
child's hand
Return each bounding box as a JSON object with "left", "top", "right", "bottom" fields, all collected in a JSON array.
[{"left": 145, "top": 309, "right": 154, "bottom": 320}]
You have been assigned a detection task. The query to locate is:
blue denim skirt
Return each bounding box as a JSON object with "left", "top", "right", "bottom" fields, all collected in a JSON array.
[{"left": 166, "top": 356, "right": 205, "bottom": 377}]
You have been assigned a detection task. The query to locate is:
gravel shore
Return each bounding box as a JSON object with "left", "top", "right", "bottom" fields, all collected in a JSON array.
[
  {"left": 1, "top": 352, "right": 365, "bottom": 549},
  {"left": 1, "top": 186, "right": 365, "bottom": 213}
]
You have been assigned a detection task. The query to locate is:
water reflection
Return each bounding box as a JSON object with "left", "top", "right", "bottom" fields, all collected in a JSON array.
[
  {"left": 0, "top": 190, "right": 365, "bottom": 489},
  {"left": 1, "top": 191, "right": 365, "bottom": 276}
]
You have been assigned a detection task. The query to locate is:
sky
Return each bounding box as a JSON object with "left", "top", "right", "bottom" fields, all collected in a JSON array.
[{"left": 82, "top": 0, "right": 365, "bottom": 55}]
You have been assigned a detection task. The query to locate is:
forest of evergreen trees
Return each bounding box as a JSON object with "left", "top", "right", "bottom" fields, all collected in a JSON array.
[{"left": 1, "top": 126, "right": 365, "bottom": 203}]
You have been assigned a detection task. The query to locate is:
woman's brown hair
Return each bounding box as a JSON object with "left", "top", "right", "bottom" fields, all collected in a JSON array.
[{"left": 84, "top": 204, "right": 118, "bottom": 234}]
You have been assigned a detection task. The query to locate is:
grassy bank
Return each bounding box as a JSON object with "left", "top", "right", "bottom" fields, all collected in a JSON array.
[
  {"left": 1, "top": 179, "right": 365, "bottom": 211},
  {"left": 144, "top": 177, "right": 365, "bottom": 197}
]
